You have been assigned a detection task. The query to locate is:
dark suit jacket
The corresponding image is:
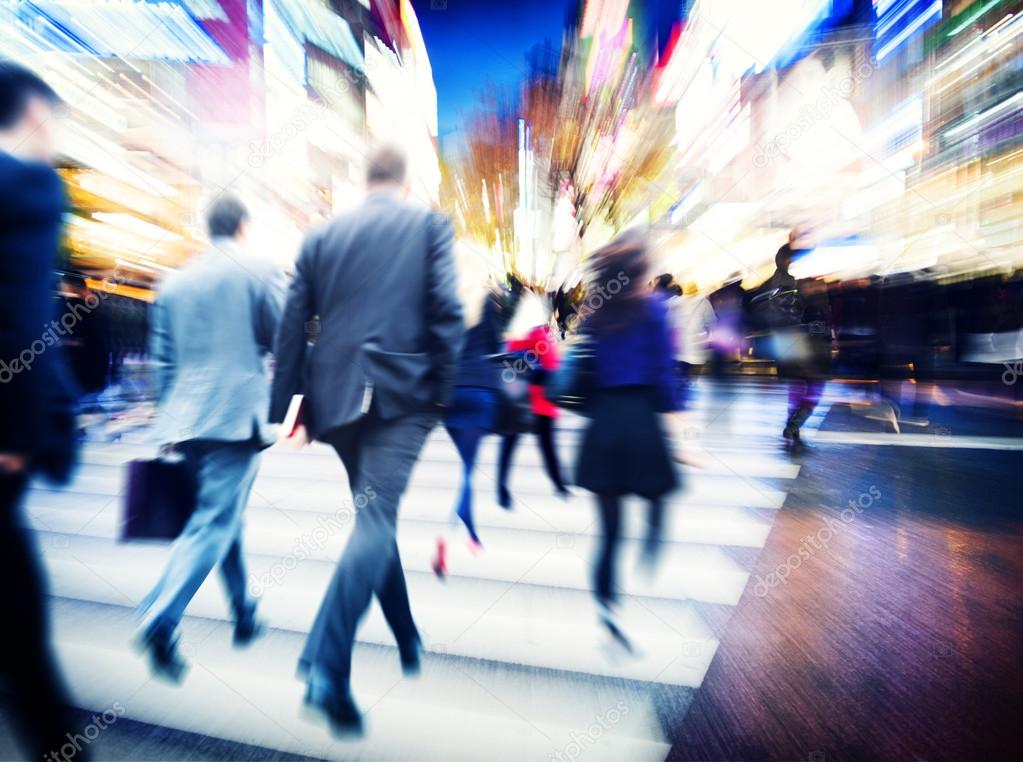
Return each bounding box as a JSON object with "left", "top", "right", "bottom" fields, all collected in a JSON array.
[
  {"left": 270, "top": 190, "right": 464, "bottom": 438},
  {"left": 0, "top": 152, "right": 78, "bottom": 482}
]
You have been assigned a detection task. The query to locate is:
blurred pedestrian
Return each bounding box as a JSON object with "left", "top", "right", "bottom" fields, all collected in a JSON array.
[
  {"left": 668, "top": 281, "right": 715, "bottom": 464},
  {"left": 497, "top": 290, "right": 569, "bottom": 508},
  {"left": 271, "top": 146, "right": 463, "bottom": 735},
  {"left": 136, "top": 194, "right": 285, "bottom": 680},
  {"left": 574, "top": 230, "right": 679, "bottom": 650},
  {"left": 438, "top": 286, "right": 518, "bottom": 557},
  {"left": 707, "top": 274, "right": 746, "bottom": 377},
  {"left": 755, "top": 232, "right": 831, "bottom": 454},
  {"left": 0, "top": 61, "right": 83, "bottom": 761},
  {"left": 652, "top": 272, "right": 681, "bottom": 299},
  {"left": 58, "top": 273, "right": 111, "bottom": 399}
]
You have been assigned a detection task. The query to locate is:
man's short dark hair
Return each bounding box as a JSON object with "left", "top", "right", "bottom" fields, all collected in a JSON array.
[
  {"left": 366, "top": 146, "right": 407, "bottom": 185},
  {"left": 0, "top": 61, "right": 60, "bottom": 129},
  {"left": 207, "top": 194, "right": 248, "bottom": 238}
]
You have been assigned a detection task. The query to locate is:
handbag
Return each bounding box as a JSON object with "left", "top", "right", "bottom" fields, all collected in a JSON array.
[
  {"left": 120, "top": 455, "right": 198, "bottom": 541},
  {"left": 547, "top": 337, "right": 595, "bottom": 415},
  {"left": 490, "top": 350, "right": 534, "bottom": 434}
]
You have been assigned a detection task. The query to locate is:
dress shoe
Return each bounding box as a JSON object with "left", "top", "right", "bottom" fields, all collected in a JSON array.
[
  {"left": 398, "top": 635, "right": 423, "bottom": 677},
  {"left": 135, "top": 626, "right": 188, "bottom": 683},
  {"left": 303, "top": 679, "right": 363, "bottom": 738},
  {"left": 233, "top": 603, "right": 266, "bottom": 647}
]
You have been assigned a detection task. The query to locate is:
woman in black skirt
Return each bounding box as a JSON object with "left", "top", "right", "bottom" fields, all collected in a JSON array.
[{"left": 575, "top": 230, "right": 680, "bottom": 646}]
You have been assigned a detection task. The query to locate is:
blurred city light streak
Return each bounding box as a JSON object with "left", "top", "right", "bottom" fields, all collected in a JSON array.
[
  {"left": 0, "top": 0, "right": 1017, "bottom": 317},
  {"left": 438, "top": 0, "right": 1021, "bottom": 297},
  {"left": 0, "top": 0, "right": 443, "bottom": 298}
]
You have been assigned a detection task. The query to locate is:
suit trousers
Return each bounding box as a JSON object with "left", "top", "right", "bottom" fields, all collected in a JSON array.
[
  {"left": 0, "top": 472, "right": 79, "bottom": 760},
  {"left": 137, "top": 439, "right": 260, "bottom": 640},
  {"left": 299, "top": 410, "right": 438, "bottom": 689}
]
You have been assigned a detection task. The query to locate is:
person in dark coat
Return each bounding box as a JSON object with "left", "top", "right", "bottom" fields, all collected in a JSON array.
[
  {"left": 755, "top": 235, "right": 832, "bottom": 453},
  {"left": 0, "top": 61, "right": 82, "bottom": 761},
  {"left": 575, "top": 230, "right": 679, "bottom": 650},
  {"left": 58, "top": 273, "right": 111, "bottom": 398}
]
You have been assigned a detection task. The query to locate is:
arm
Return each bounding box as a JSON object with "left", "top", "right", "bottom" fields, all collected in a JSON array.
[
  {"left": 424, "top": 213, "right": 464, "bottom": 406},
  {"left": 148, "top": 296, "right": 175, "bottom": 406},
  {"left": 255, "top": 262, "right": 286, "bottom": 355},
  {"left": 0, "top": 163, "right": 64, "bottom": 457},
  {"left": 269, "top": 236, "right": 316, "bottom": 423}
]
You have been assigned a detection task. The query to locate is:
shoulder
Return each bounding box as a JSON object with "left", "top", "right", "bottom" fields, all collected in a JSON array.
[
  {"left": 296, "top": 222, "right": 331, "bottom": 265},
  {"left": 0, "top": 153, "right": 59, "bottom": 190},
  {"left": 0, "top": 155, "right": 63, "bottom": 214},
  {"left": 245, "top": 252, "right": 283, "bottom": 280},
  {"left": 646, "top": 294, "right": 669, "bottom": 322},
  {"left": 397, "top": 200, "right": 451, "bottom": 235},
  {"left": 153, "top": 268, "right": 183, "bottom": 305}
]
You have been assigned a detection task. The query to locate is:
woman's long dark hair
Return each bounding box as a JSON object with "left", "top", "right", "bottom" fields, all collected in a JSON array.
[{"left": 582, "top": 228, "right": 652, "bottom": 334}]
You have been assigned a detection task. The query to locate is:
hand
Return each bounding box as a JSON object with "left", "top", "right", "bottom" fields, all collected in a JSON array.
[{"left": 0, "top": 453, "right": 28, "bottom": 474}]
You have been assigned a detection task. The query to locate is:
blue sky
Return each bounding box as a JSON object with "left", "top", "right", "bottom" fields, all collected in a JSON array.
[{"left": 412, "top": 0, "right": 571, "bottom": 153}]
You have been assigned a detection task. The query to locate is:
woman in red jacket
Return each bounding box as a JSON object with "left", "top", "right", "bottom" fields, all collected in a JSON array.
[{"left": 497, "top": 321, "right": 569, "bottom": 507}]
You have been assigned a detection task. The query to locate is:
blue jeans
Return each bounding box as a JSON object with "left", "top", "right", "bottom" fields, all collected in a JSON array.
[
  {"left": 446, "top": 426, "right": 486, "bottom": 544},
  {"left": 137, "top": 439, "right": 261, "bottom": 640}
]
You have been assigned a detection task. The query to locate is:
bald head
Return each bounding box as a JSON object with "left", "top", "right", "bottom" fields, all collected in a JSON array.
[{"left": 366, "top": 146, "right": 407, "bottom": 187}]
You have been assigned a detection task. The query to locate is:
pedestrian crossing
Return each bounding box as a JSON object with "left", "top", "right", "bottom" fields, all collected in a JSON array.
[{"left": 24, "top": 381, "right": 813, "bottom": 760}]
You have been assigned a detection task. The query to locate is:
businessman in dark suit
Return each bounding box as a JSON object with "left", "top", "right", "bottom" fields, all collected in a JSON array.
[
  {"left": 271, "top": 146, "right": 463, "bottom": 735},
  {"left": 0, "top": 62, "right": 82, "bottom": 760}
]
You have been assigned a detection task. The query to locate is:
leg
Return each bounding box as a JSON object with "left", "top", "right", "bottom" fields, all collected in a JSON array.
[
  {"left": 377, "top": 542, "right": 421, "bottom": 671},
  {"left": 301, "top": 412, "right": 437, "bottom": 693},
  {"left": 787, "top": 377, "right": 806, "bottom": 419},
  {"left": 137, "top": 441, "right": 260, "bottom": 643},
  {"left": 593, "top": 493, "right": 622, "bottom": 606},
  {"left": 783, "top": 378, "right": 808, "bottom": 441},
  {"left": 641, "top": 497, "right": 666, "bottom": 567},
  {"left": 593, "top": 493, "right": 632, "bottom": 651},
  {"left": 218, "top": 451, "right": 260, "bottom": 620},
  {"left": 448, "top": 426, "right": 485, "bottom": 543},
  {"left": 497, "top": 431, "right": 519, "bottom": 508},
  {"left": 534, "top": 414, "right": 567, "bottom": 494},
  {"left": 219, "top": 533, "right": 249, "bottom": 618},
  {"left": 0, "top": 473, "right": 79, "bottom": 760},
  {"left": 801, "top": 379, "right": 824, "bottom": 416}
]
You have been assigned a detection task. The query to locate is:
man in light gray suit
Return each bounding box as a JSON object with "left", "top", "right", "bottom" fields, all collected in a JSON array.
[
  {"left": 137, "top": 194, "right": 285, "bottom": 680},
  {"left": 270, "top": 147, "right": 463, "bottom": 735}
]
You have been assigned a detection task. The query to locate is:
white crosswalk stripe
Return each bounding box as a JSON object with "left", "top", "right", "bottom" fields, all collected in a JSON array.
[{"left": 26, "top": 381, "right": 811, "bottom": 760}]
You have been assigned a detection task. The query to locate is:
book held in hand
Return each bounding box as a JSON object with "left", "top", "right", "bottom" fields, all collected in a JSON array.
[{"left": 279, "top": 394, "right": 309, "bottom": 447}]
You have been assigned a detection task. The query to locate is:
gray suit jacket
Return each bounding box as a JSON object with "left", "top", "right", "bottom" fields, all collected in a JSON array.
[
  {"left": 151, "top": 238, "right": 285, "bottom": 446},
  {"left": 270, "top": 190, "right": 463, "bottom": 438}
]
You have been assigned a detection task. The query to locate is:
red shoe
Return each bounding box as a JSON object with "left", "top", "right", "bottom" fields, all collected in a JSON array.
[{"left": 431, "top": 537, "right": 447, "bottom": 579}]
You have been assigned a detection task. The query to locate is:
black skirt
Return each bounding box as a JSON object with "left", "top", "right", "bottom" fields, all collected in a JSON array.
[{"left": 575, "top": 386, "right": 679, "bottom": 498}]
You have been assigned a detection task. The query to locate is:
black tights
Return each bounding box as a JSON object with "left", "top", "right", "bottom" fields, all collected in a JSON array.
[
  {"left": 498, "top": 414, "right": 566, "bottom": 497},
  {"left": 594, "top": 494, "right": 664, "bottom": 606}
]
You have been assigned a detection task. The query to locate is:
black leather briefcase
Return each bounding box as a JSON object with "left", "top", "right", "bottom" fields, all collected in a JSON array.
[{"left": 120, "top": 457, "right": 198, "bottom": 541}]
